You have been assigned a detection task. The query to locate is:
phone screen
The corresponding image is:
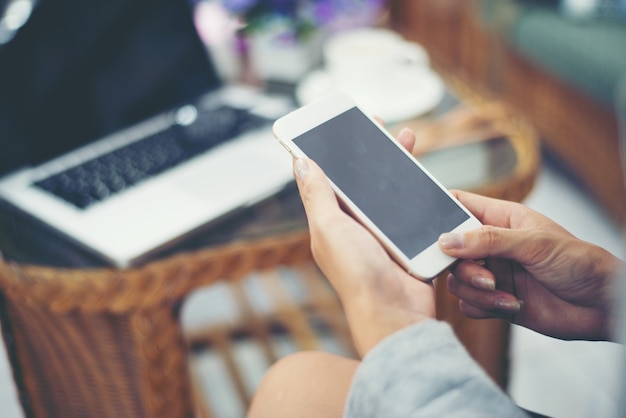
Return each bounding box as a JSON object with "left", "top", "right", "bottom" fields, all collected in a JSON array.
[{"left": 293, "top": 107, "right": 469, "bottom": 258}]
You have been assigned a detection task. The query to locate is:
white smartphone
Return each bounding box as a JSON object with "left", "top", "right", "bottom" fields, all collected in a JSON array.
[{"left": 272, "top": 93, "right": 482, "bottom": 281}]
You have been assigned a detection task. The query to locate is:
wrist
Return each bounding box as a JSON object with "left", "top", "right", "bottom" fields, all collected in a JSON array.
[
  {"left": 340, "top": 269, "right": 436, "bottom": 356},
  {"left": 344, "top": 300, "right": 432, "bottom": 357}
]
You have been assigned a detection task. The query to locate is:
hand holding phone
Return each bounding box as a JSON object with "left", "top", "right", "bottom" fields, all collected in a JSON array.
[{"left": 273, "top": 93, "right": 481, "bottom": 280}]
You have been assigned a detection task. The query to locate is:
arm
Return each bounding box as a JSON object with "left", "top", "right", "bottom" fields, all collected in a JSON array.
[
  {"left": 293, "top": 154, "right": 434, "bottom": 356},
  {"left": 292, "top": 129, "right": 526, "bottom": 417},
  {"left": 345, "top": 321, "right": 529, "bottom": 418}
]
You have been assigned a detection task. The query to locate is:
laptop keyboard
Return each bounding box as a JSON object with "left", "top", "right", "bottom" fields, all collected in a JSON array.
[{"left": 34, "top": 105, "right": 271, "bottom": 209}]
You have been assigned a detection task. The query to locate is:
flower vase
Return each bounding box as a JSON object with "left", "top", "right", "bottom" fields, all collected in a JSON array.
[{"left": 247, "top": 31, "right": 323, "bottom": 84}]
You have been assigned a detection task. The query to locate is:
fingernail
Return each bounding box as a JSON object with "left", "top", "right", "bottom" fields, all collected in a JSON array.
[
  {"left": 399, "top": 127, "right": 413, "bottom": 137},
  {"left": 471, "top": 275, "right": 496, "bottom": 291},
  {"left": 294, "top": 158, "right": 309, "bottom": 179},
  {"left": 439, "top": 232, "right": 464, "bottom": 249},
  {"left": 494, "top": 298, "right": 521, "bottom": 313}
]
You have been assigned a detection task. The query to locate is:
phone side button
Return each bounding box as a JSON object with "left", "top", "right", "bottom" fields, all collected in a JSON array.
[{"left": 280, "top": 142, "right": 292, "bottom": 153}]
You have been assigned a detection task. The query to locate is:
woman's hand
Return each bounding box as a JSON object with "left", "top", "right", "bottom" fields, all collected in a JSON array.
[
  {"left": 439, "top": 191, "right": 624, "bottom": 341},
  {"left": 293, "top": 129, "right": 436, "bottom": 357}
]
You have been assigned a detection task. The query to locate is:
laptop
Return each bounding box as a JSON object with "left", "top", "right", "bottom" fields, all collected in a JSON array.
[{"left": 0, "top": 0, "right": 294, "bottom": 268}]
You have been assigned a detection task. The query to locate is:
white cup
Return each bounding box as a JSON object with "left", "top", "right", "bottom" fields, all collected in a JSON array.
[{"left": 323, "top": 28, "right": 429, "bottom": 102}]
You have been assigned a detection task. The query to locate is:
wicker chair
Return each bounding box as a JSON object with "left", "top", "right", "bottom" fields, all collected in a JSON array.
[{"left": 0, "top": 230, "right": 318, "bottom": 418}]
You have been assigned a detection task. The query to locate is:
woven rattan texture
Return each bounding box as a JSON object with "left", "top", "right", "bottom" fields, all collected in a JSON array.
[
  {"left": 404, "top": 72, "right": 540, "bottom": 205},
  {"left": 0, "top": 230, "right": 311, "bottom": 418},
  {"left": 447, "top": 81, "right": 540, "bottom": 203}
]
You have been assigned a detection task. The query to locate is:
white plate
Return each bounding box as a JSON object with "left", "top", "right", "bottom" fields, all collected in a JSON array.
[{"left": 295, "top": 67, "right": 445, "bottom": 123}]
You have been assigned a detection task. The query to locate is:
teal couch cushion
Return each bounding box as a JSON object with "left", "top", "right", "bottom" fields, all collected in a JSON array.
[{"left": 478, "top": 0, "right": 626, "bottom": 105}]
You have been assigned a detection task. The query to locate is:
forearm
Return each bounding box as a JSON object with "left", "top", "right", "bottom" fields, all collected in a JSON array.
[
  {"left": 604, "top": 252, "right": 626, "bottom": 342},
  {"left": 579, "top": 243, "right": 625, "bottom": 341},
  {"left": 344, "top": 320, "right": 529, "bottom": 418}
]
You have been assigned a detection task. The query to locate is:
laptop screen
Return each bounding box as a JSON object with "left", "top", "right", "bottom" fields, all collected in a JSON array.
[{"left": 0, "top": 0, "right": 221, "bottom": 176}]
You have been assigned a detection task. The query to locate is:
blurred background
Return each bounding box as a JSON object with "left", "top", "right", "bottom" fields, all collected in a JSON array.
[{"left": 1, "top": 0, "right": 625, "bottom": 417}]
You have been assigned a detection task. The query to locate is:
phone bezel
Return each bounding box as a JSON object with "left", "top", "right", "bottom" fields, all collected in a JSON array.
[{"left": 273, "top": 93, "right": 482, "bottom": 280}]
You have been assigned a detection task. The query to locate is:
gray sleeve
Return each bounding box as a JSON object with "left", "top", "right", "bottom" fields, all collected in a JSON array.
[{"left": 344, "top": 320, "right": 529, "bottom": 418}]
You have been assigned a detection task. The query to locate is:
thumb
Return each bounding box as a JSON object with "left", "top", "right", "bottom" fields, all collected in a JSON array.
[
  {"left": 438, "top": 226, "right": 538, "bottom": 264},
  {"left": 293, "top": 158, "right": 339, "bottom": 221}
]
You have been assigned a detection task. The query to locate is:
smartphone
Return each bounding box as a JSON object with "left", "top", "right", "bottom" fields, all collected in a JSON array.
[{"left": 272, "top": 93, "right": 481, "bottom": 280}]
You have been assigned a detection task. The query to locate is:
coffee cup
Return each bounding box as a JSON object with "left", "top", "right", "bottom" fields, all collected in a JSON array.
[{"left": 323, "top": 28, "right": 429, "bottom": 103}]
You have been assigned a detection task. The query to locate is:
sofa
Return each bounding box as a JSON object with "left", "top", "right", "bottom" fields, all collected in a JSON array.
[{"left": 391, "top": 0, "right": 626, "bottom": 224}]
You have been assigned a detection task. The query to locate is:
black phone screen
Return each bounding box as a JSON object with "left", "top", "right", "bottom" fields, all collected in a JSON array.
[{"left": 293, "top": 107, "right": 469, "bottom": 258}]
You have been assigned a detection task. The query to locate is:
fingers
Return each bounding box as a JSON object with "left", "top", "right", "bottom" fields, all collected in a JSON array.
[
  {"left": 439, "top": 225, "right": 539, "bottom": 264},
  {"left": 293, "top": 157, "right": 364, "bottom": 255},
  {"left": 449, "top": 190, "right": 501, "bottom": 215},
  {"left": 446, "top": 263, "right": 522, "bottom": 318},
  {"left": 449, "top": 260, "right": 495, "bottom": 291},
  {"left": 457, "top": 299, "right": 514, "bottom": 321},
  {"left": 293, "top": 158, "right": 353, "bottom": 272},
  {"left": 451, "top": 190, "right": 562, "bottom": 233},
  {"left": 372, "top": 115, "right": 415, "bottom": 154},
  {"left": 396, "top": 128, "right": 416, "bottom": 154},
  {"left": 450, "top": 190, "right": 526, "bottom": 227},
  {"left": 293, "top": 158, "right": 340, "bottom": 226}
]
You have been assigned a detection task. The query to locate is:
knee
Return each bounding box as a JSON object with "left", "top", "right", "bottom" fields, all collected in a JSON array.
[{"left": 248, "top": 351, "right": 359, "bottom": 418}]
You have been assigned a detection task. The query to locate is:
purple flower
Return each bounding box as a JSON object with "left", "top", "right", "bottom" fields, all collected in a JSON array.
[
  {"left": 311, "top": 0, "right": 335, "bottom": 23},
  {"left": 220, "top": 0, "right": 384, "bottom": 39}
]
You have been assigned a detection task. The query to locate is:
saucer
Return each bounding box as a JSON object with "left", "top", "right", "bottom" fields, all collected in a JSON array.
[{"left": 295, "top": 67, "right": 445, "bottom": 123}]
